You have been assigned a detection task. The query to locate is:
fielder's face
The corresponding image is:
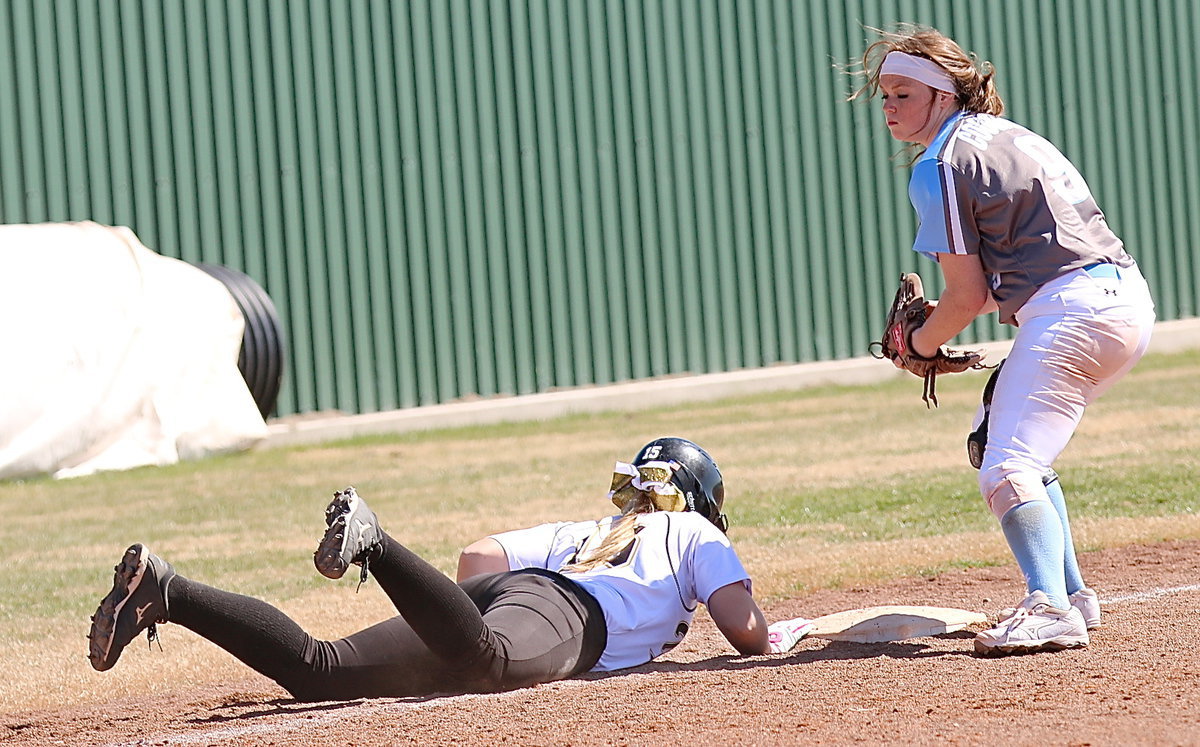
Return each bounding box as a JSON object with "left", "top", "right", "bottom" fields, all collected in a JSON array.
[{"left": 879, "top": 74, "right": 956, "bottom": 147}]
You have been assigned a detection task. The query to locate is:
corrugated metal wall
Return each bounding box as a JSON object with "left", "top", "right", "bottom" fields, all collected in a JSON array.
[{"left": 1, "top": 1, "right": 1196, "bottom": 417}]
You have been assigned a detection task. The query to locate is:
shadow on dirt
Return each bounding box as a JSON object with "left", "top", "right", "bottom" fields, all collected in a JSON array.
[
  {"left": 581, "top": 629, "right": 980, "bottom": 678},
  {"left": 187, "top": 630, "right": 981, "bottom": 722}
]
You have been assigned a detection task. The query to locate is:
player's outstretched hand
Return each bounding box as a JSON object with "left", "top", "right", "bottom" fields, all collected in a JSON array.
[{"left": 767, "top": 616, "right": 814, "bottom": 654}]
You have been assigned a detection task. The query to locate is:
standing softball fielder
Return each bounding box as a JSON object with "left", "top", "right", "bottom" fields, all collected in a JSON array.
[
  {"left": 852, "top": 25, "right": 1156, "bottom": 656},
  {"left": 88, "top": 438, "right": 809, "bottom": 700}
]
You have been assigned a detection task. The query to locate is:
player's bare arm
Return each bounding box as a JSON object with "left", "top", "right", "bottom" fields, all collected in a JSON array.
[
  {"left": 706, "top": 581, "right": 770, "bottom": 656},
  {"left": 911, "top": 252, "right": 991, "bottom": 357},
  {"left": 456, "top": 537, "right": 509, "bottom": 581}
]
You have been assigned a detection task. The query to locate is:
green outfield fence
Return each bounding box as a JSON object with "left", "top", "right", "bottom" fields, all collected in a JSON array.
[{"left": 1, "top": 0, "right": 1196, "bottom": 417}]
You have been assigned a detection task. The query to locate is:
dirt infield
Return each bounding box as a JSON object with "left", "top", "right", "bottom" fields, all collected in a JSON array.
[{"left": 5, "top": 539, "right": 1199, "bottom": 746}]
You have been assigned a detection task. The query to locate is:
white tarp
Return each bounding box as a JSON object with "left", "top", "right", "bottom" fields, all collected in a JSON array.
[{"left": 0, "top": 221, "right": 268, "bottom": 480}]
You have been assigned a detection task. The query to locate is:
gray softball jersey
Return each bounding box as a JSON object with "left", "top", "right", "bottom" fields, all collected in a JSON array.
[{"left": 909, "top": 111, "right": 1134, "bottom": 324}]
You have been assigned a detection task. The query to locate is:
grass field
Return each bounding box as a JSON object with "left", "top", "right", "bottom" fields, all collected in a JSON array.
[{"left": 2, "top": 348, "right": 1198, "bottom": 713}]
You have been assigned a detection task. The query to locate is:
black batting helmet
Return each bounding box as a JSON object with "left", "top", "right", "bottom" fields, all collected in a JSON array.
[{"left": 632, "top": 437, "right": 728, "bottom": 532}]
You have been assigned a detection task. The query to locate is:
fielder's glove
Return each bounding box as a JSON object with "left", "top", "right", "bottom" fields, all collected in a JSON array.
[
  {"left": 767, "top": 616, "right": 814, "bottom": 654},
  {"left": 871, "top": 272, "right": 990, "bottom": 407}
]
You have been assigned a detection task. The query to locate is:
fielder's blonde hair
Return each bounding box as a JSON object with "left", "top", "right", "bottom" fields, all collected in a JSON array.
[{"left": 849, "top": 24, "right": 1004, "bottom": 161}]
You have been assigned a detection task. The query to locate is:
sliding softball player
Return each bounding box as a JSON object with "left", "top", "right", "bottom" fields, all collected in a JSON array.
[{"left": 89, "top": 438, "right": 808, "bottom": 699}]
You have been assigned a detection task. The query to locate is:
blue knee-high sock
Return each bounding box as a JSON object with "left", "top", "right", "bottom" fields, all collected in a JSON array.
[
  {"left": 1043, "top": 471, "right": 1086, "bottom": 595},
  {"left": 999, "top": 500, "right": 1069, "bottom": 609}
]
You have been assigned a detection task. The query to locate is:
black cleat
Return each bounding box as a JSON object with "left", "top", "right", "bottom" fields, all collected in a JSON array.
[
  {"left": 314, "top": 487, "right": 383, "bottom": 580},
  {"left": 88, "top": 544, "right": 175, "bottom": 672}
]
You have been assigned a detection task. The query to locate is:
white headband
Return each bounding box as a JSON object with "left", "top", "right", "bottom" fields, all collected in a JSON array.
[{"left": 880, "top": 51, "right": 956, "bottom": 94}]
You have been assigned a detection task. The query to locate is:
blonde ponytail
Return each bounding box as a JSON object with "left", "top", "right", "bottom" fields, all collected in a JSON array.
[{"left": 563, "top": 493, "right": 655, "bottom": 574}]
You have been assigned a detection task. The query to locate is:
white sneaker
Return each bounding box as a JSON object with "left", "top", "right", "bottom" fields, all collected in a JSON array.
[
  {"left": 1069, "top": 588, "right": 1101, "bottom": 629},
  {"left": 975, "top": 590, "right": 1089, "bottom": 657},
  {"left": 996, "top": 587, "right": 1102, "bottom": 630}
]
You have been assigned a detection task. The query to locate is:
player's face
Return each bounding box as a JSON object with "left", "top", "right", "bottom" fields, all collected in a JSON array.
[{"left": 879, "top": 75, "right": 953, "bottom": 147}]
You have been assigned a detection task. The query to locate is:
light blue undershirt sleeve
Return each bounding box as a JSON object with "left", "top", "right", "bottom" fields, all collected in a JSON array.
[{"left": 909, "top": 157, "right": 952, "bottom": 262}]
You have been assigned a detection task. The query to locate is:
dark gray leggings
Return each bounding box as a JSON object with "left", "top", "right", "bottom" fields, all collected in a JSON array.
[{"left": 166, "top": 534, "right": 607, "bottom": 701}]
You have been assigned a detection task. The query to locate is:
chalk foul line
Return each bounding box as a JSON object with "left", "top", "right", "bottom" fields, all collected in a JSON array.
[{"left": 1101, "top": 584, "right": 1200, "bottom": 605}]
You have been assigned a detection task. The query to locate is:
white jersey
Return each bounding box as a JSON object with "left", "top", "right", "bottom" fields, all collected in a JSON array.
[{"left": 489, "top": 511, "right": 751, "bottom": 672}]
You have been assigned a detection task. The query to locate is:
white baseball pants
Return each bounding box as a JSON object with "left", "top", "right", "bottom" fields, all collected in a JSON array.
[{"left": 978, "top": 262, "right": 1156, "bottom": 518}]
